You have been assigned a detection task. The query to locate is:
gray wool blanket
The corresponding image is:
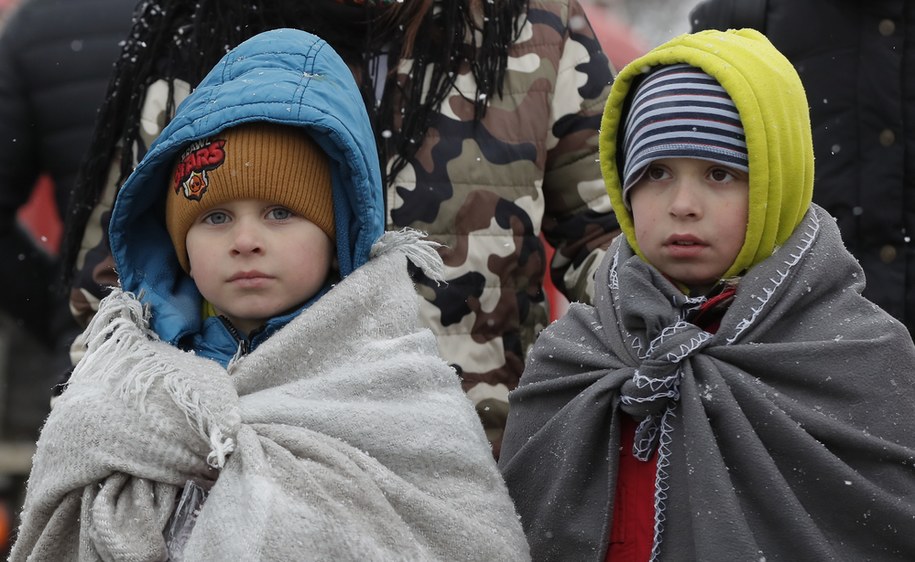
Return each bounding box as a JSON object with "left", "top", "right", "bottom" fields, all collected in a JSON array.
[
  {"left": 11, "top": 231, "right": 530, "bottom": 561},
  {"left": 499, "top": 205, "right": 915, "bottom": 561}
]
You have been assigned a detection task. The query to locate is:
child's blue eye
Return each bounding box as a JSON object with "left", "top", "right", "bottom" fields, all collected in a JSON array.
[
  {"left": 204, "top": 211, "right": 229, "bottom": 225},
  {"left": 267, "top": 207, "right": 293, "bottom": 220}
]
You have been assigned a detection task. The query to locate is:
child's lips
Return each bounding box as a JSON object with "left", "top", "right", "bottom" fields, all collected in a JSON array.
[
  {"left": 664, "top": 235, "right": 707, "bottom": 258},
  {"left": 228, "top": 270, "right": 270, "bottom": 281},
  {"left": 228, "top": 270, "right": 273, "bottom": 287}
]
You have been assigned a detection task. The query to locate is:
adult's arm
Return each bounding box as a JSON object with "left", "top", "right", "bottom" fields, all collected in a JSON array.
[{"left": 542, "top": 0, "right": 620, "bottom": 304}]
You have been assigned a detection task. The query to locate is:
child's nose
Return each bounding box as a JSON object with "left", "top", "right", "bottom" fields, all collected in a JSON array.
[
  {"left": 230, "top": 219, "right": 264, "bottom": 255},
  {"left": 668, "top": 181, "right": 702, "bottom": 218}
]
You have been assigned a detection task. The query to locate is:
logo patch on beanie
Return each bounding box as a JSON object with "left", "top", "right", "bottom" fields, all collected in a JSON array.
[{"left": 173, "top": 138, "right": 227, "bottom": 201}]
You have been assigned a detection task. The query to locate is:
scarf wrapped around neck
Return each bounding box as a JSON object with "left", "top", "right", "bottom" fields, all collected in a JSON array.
[
  {"left": 499, "top": 205, "right": 915, "bottom": 561},
  {"left": 11, "top": 230, "right": 531, "bottom": 561}
]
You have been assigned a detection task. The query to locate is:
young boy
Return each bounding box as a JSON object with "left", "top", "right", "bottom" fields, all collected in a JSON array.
[
  {"left": 10, "top": 30, "right": 529, "bottom": 561},
  {"left": 499, "top": 29, "right": 915, "bottom": 561}
]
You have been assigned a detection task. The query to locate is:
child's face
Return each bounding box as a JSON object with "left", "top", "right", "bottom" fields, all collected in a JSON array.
[
  {"left": 186, "top": 198, "right": 334, "bottom": 335},
  {"left": 629, "top": 157, "right": 749, "bottom": 294}
]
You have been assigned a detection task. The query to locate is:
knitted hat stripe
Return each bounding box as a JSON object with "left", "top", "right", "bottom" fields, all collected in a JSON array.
[
  {"left": 625, "top": 108, "right": 745, "bottom": 142},
  {"left": 622, "top": 64, "right": 748, "bottom": 201},
  {"left": 628, "top": 143, "right": 749, "bottom": 168},
  {"left": 623, "top": 82, "right": 746, "bottom": 152},
  {"left": 623, "top": 70, "right": 746, "bottom": 161},
  {"left": 625, "top": 121, "right": 747, "bottom": 156},
  {"left": 625, "top": 87, "right": 737, "bottom": 132},
  {"left": 626, "top": 100, "right": 740, "bottom": 128},
  {"left": 625, "top": 65, "right": 732, "bottom": 104},
  {"left": 623, "top": 82, "right": 736, "bottom": 140}
]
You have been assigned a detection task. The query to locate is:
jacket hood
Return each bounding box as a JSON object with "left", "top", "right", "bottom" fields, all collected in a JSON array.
[
  {"left": 599, "top": 28, "right": 814, "bottom": 278},
  {"left": 109, "top": 29, "right": 385, "bottom": 344}
]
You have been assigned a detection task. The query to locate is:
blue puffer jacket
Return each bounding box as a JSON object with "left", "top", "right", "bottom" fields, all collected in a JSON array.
[{"left": 108, "top": 29, "right": 385, "bottom": 365}]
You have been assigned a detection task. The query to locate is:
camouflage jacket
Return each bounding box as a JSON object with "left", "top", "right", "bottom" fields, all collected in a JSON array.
[{"left": 69, "top": 0, "right": 618, "bottom": 455}]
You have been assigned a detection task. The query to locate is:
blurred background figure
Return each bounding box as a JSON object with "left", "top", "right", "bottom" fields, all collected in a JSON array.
[
  {"left": 691, "top": 0, "right": 915, "bottom": 340},
  {"left": 0, "top": 0, "right": 133, "bottom": 555},
  {"left": 0, "top": 0, "right": 15, "bottom": 26},
  {"left": 590, "top": 0, "right": 703, "bottom": 49}
]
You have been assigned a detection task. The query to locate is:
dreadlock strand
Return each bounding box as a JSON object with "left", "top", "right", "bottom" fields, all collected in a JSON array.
[
  {"left": 380, "top": 0, "right": 527, "bottom": 183},
  {"left": 394, "top": 0, "right": 433, "bottom": 59}
]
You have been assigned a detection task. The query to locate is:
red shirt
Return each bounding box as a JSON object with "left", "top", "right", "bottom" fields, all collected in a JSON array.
[{"left": 607, "top": 415, "right": 657, "bottom": 561}]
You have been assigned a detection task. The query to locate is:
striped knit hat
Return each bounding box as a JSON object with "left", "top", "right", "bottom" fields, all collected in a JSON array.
[
  {"left": 621, "top": 63, "right": 748, "bottom": 206},
  {"left": 166, "top": 122, "right": 334, "bottom": 272}
]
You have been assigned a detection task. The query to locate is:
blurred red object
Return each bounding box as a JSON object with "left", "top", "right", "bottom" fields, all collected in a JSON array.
[
  {"left": 0, "top": 498, "right": 10, "bottom": 558},
  {"left": 542, "top": 238, "right": 570, "bottom": 322},
  {"left": 582, "top": 1, "right": 648, "bottom": 70},
  {"left": 16, "top": 175, "right": 62, "bottom": 255},
  {"left": 0, "top": 0, "right": 19, "bottom": 16}
]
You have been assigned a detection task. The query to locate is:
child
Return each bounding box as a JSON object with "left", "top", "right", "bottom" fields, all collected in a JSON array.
[
  {"left": 499, "top": 29, "right": 915, "bottom": 561},
  {"left": 11, "top": 29, "right": 529, "bottom": 561}
]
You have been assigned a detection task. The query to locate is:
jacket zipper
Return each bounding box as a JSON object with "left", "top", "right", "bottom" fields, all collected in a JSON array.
[{"left": 219, "top": 315, "right": 249, "bottom": 356}]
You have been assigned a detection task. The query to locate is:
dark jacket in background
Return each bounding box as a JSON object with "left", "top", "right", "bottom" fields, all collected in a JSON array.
[
  {"left": 0, "top": 0, "right": 133, "bottom": 343},
  {"left": 0, "top": 0, "right": 133, "bottom": 437},
  {"left": 691, "top": 0, "right": 915, "bottom": 339}
]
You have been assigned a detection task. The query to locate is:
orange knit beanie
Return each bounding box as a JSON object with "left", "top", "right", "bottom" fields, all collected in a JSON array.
[{"left": 166, "top": 122, "right": 334, "bottom": 271}]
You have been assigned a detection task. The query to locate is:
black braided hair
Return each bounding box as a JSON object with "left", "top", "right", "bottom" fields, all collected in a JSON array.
[{"left": 61, "top": 0, "right": 529, "bottom": 287}]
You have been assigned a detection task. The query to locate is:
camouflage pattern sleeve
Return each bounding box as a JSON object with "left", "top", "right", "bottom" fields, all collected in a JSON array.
[{"left": 541, "top": 0, "right": 620, "bottom": 305}]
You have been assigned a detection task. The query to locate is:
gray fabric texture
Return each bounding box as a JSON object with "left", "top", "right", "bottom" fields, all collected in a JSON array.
[
  {"left": 499, "top": 204, "right": 915, "bottom": 561},
  {"left": 12, "top": 231, "right": 530, "bottom": 561}
]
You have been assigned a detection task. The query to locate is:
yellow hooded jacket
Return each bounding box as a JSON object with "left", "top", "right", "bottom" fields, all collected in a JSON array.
[{"left": 599, "top": 28, "right": 814, "bottom": 279}]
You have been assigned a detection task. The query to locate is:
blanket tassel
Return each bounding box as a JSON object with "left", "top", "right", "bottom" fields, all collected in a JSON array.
[{"left": 371, "top": 228, "right": 445, "bottom": 284}]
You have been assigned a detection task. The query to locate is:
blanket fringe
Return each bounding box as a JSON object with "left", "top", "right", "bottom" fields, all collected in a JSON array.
[
  {"left": 71, "top": 289, "right": 161, "bottom": 401},
  {"left": 71, "top": 288, "right": 235, "bottom": 469},
  {"left": 163, "top": 375, "right": 236, "bottom": 469},
  {"left": 370, "top": 228, "right": 445, "bottom": 284}
]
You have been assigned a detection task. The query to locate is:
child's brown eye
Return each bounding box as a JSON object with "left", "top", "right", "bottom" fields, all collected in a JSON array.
[
  {"left": 647, "top": 166, "right": 666, "bottom": 180},
  {"left": 709, "top": 168, "right": 732, "bottom": 182}
]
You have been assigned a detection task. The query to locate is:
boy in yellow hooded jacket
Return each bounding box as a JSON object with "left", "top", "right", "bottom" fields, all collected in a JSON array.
[{"left": 499, "top": 29, "right": 915, "bottom": 561}]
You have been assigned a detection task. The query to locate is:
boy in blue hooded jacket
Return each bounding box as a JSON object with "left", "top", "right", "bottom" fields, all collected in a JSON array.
[{"left": 10, "top": 29, "right": 529, "bottom": 561}]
